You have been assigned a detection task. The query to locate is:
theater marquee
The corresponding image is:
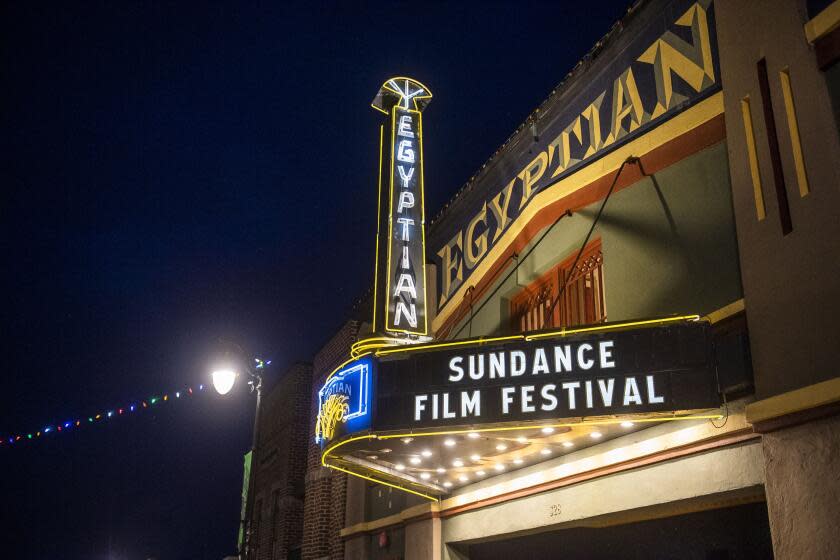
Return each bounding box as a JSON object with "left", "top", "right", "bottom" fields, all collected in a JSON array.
[{"left": 317, "top": 316, "right": 722, "bottom": 499}]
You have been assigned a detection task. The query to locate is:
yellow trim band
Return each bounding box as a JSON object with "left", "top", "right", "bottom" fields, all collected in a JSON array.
[
  {"left": 740, "top": 96, "right": 766, "bottom": 221},
  {"left": 804, "top": 0, "right": 840, "bottom": 43},
  {"left": 746, "top": 377, "right": 840, "bottom": 425},
  {"left": 703, "top": 299, "right": 744, "bottom": 325},
  {"left": 779, "top": 69, "right": 809, "bottom": 197}
]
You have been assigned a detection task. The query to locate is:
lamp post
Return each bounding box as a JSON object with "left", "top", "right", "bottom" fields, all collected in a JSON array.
[{"left": 211, "top": 346, "right": 266, "bottom": 560}]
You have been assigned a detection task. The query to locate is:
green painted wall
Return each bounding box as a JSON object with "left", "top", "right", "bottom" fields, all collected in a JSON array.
[{"left": 447, "top": 141, "right": 742, "bottom": 339}]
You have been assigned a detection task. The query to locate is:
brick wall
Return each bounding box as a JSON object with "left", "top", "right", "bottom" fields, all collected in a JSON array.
[
  {"left": 302, "top": 320, "right": 362, "bottom": 560},
  {"left": 248, "top": 362, "right": 312, "bottom": 560}
]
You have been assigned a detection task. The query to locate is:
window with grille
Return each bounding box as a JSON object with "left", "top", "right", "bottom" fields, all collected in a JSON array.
[{"left": 510, "top": 240, "right": 606, "bottom": 333}]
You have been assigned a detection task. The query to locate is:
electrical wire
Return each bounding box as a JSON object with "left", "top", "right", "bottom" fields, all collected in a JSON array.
[
  {"left": 450, "top": 208, "right": 573, "bottom": 339},
  {"left": 546, "top": 156, "right": 640, "bottom": 319}
]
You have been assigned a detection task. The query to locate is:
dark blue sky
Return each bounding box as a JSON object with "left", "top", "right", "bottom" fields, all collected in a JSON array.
[{"left": 1, "top": 2, "right": 629, "bottom": 558}]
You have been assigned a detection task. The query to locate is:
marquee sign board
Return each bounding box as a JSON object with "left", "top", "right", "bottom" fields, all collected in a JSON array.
[
  {"left": 372, "top": 78, "right": 431, "bottom": 337},
  {"left": 316, "top": 320, "right": 720, "bottom": 446},
  {"left": 375, "top": 321, "right": 718, "bottom": 431}
]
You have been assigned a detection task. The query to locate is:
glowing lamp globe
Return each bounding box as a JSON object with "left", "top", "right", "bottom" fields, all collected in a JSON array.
[{"left": 212, "top": 369, "right": 237, "bottom": 395}]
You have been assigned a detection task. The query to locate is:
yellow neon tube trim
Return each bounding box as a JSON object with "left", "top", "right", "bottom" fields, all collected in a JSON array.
[
  {"left": 375, "top": 315, "right": 701, "bottom": 357},
  {"left": 385, "top": 76, "right": 433, "bottom": 96},
  {"left": 525, "top": 315, "right": 701, "bottom": 341},
  {"left": 352, "top": 342, "right": 387, "bottom": 351},
  {"left": 324, "top": 352, "right": 372, "bottom": 383},
  {"left": 384, "top": 105, "right": 429, "bottom": 336},
  {"left": 382, "top": 76, "right": 433, "bottom": 111},
  {"left": 321, "top": 433, "right": 378, "bottom": 462},
  {"left": 383, "top": 105, "right": 397, "bottom": 332},
  {"left": 323, "top": 462, "right": 439, "bottom": 502},
  {"left": 375, "top": 334, "right": 523, "bottom": 357},
  {"left": 351, "top": 338, "right": 407, "bottom": 359},
  {"left": 371, "top": 103, "right": 389, "bottom": 115},
  {"left": 418, "top": 106, "right": 429, "bottom": 334},
  {"left": 351, "top": 347, "right": 389, "bottom": 359},
  {"left": 372, "top": 124, "right": 384, "bottom": 333},
  {"left": 353, "top": 336, "right": 399, "bottom": 346},
  {"left": 351, "top": 336, "right": 404, "bottom": 351},
  {"left": 353, "top": 339, "right": 403, "bottom": 348},
  {"left": 376, "top": 413, "right": 723, "bottom": 439}
]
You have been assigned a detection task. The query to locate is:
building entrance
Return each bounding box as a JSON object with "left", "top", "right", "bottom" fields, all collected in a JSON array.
[{"left": 469, "top": 501, "right": 773, "bottom": 560}]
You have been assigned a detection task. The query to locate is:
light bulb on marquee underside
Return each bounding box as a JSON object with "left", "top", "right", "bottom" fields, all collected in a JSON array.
[{"left": 212, "top": 369, "right": 237, "bottom": 395}]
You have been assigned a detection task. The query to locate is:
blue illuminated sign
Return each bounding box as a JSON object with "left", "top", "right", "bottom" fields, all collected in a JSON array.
[{"left": 315, "top": 356, "right": 373, "bottom": 445}]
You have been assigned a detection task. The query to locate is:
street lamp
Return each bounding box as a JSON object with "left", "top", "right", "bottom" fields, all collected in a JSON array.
[
  {"left": 210, "top": 343, "right": 267, "bottom": 560},
  {"left": 211, "top": 368, "right": 237, "bottom": 396}
]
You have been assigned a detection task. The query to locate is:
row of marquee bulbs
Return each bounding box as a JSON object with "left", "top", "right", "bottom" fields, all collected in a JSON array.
[{"left": 393, "top": 423, "right": 636, "bottom": 487}]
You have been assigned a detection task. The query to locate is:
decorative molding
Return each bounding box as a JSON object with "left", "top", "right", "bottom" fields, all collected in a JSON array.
[{"left": 746, "top": 377, "right": 840, "bottom": 427}]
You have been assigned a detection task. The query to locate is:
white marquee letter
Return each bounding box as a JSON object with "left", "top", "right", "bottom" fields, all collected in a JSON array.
[
  {"left": 397, "top": 191, "right": 415, "bottom": 214},
  {"left": 577, "top": 343, "right": 594, "bottom": 370},
  {"left": 521, "top": 385, "right": 535, "bottom": 412},
  {"left": 393, "top": 273, "right": 417, "bottom": 299},
  {"left": 510, "top": 351, "right": 526, "bottom": 376},
  {"left": 554, "top": 345, "right": 572, "bottom": 372},
  {"left": 599, "top": 340, "right": 615, "bottom": 368},
  {"left": 394, "top": 301, "right": 417, "bottom": 328},
  {"left": 396, "top": 217, "right": 415, "bottom": 240},
  {"left": 397, "top": 114, "right": 414, "bottom": 138},
  {"left": 646, "top": 375, "right": 664, "bottom": 404},
  {"left": 541, "top": 384, "right": 558, "bottom": 411},
  {"left": 414, "top": 395, "right": 427, "bottom": 421},
  {"left": 562, "top": 381, "right": 581, "bottom": 409},
  {"left": 532, "top": 348, "right": 550, "bottom": 375},
  {"left": 398, "top": 165, "right": 415, "bottom": 189},
  {"left": 598, "top": 379, "right": 614, "bottom": 406},
  {"left": 623, "top": 377, "right": 642, "bottom": 406},
  {"left": 502, "top": 387, "right": 516, "bottom": 414},
  {"left": 397, "top": 140, "right": 415, "bottom": 163},
  {"left": 489, "top": 352, "right": 505, "bottom": 378},
  {"left": 448, "top": 356, "right": 464, "bottom": 382},
  {"left": 442, "top": 393, "right": 456, "bottom": 418},
  {"left": 462, "top": 390, "right": 481, "bottom": 417}
]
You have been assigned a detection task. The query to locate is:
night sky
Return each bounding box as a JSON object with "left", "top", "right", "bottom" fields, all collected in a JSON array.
[{"left": 1, "top": 2, "right": 629, "bottom": 558}]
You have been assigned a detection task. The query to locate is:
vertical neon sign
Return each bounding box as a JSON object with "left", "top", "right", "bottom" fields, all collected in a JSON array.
[{"left": 371, "top": 78, "right": 432, "bottom": 336}]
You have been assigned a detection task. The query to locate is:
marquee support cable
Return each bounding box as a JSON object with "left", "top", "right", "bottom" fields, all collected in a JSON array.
[
  {"left": 450, "top": 207, "right": 574, "bottom": 340},
  {"left": 545, "top": 156, "right": 640, "bottom": 319}
]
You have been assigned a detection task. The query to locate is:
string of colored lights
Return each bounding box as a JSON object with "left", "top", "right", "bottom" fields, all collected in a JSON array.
[{"left": 1, "top": 383, "right": 208, "bottom": 449}]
